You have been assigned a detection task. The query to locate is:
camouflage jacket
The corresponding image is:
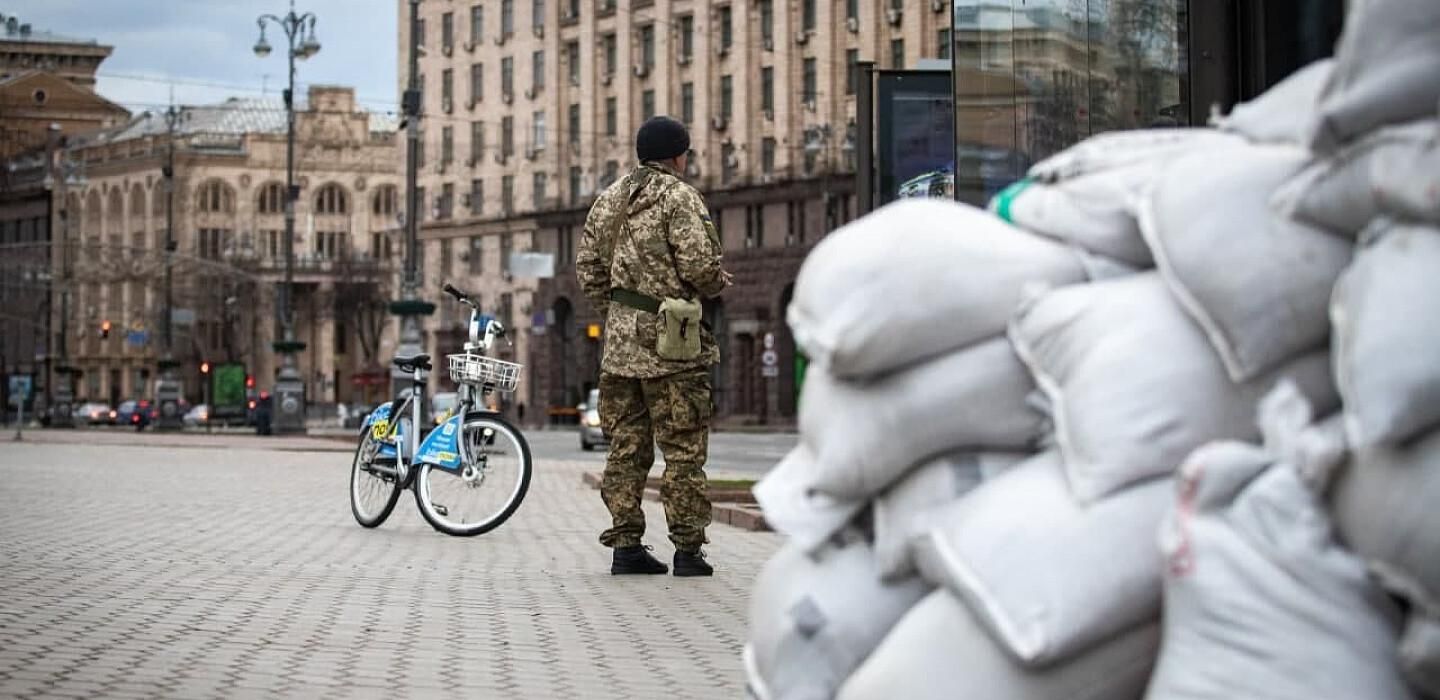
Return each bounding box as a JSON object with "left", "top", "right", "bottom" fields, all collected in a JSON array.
[{"left": 577, "top": 162, "right": 727, "bottom": 378}]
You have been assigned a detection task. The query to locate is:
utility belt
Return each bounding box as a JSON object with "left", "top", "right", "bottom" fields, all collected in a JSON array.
[{"left": 609, "top": 288, "right": 704, "bottom": 361}]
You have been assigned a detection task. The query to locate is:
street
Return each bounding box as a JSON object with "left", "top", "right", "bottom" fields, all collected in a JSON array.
[{"left": 0, "top": 429, "right": 787, "bottom": 698}]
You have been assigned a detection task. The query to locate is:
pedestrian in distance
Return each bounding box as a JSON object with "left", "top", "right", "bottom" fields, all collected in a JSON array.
[{"left": 576, "top": 115, "right": 733, "bottom": 577}]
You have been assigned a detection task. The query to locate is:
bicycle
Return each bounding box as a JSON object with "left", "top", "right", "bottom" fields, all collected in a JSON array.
[{"left": 348, "top": 282, "right": 533, "bottom": 536}]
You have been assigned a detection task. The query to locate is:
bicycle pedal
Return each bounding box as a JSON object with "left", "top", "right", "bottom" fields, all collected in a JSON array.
[
  {"left": 372, "top": 455, "right": 397, "bottom": 465},
  {"left": 430, "top": 503, "right": 449, "bottom": 516}
]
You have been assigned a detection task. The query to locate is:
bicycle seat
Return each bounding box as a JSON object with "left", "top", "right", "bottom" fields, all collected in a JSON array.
[{"left": 392, "top": 354, "right": 432, "bottom": 372}]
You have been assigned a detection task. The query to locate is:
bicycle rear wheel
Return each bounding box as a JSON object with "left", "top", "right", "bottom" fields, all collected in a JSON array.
[
  {"left": 415, "top": 413, "right": 532, "bottom": 536},
  {"left": 350, "top": 429, "right": 402, "bottom": 528}
]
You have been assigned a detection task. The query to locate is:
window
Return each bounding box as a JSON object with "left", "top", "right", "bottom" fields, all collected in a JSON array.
[
  {"left": 602, "top": 160, "right": 619, "bottom": 187},
  {"left": 442, "top": 126, "right": 454, "bottom": 165},
  {"left": 568, "top": 103, "right": 581, "bottom": 144},
  {"left": 468, "top": 236, "right": 484, "bottom": 274},
  {"left": 760, "top": 0, "right": 773, "bottom": 45},
  {"left": 417, "top": 128, "right": 427, "bottom": 168},
  {"left": 891, "top": 39, "right": 904, "bottom": 70},
  {"left": 501, "top": 0, "right": 514, "bottom": 36},
  {"left": 198, "top": 228, "right": 228, "bottom": 259},
  {"left": 532, "top": 50, "right": 545, "bottom": 90},
  {"left": 719, "top": 6, "right": 732, "bottom": 50},
  {"left": 470, "top": 179, "right": 484, "bottom": 215},
  {"left": 532, "top": 110, "right": 547, "bottom": 150},
  {"left": 640, "top": 25, "right": 655, "bottom": 69},
  {"left": 744, "top": 205, "right": 762, "bottom": 248},
  {"left": 264, "top": 230, "right": 282, "bottom": 259},
  {"left": 442, "top": 68, "right": 453, "bottom": 105},
  {"left": 501, "top": 56, "right": 514, "bottom": 97},
  {"left": 602, "top": 33, "right": 617, "bottom": 75},
  {"left": 315, "top": 231, "right": 345, "bottom": 260},
  {"left": 846, "top": 0, "right": 857, "bottom": 20},
  {"left": 681, "top": 83, "right": 694, "bottom": 125},
  {"left": 440, "top": 183, "right": 455, "bottom": 219},
  {"left": 762, "top": 138, "right": 776, "bottom": 174},
  {"left": 533, "top": 172, "right": 548, "bottom": 208},
  {"left": 416, "top": 18, "right": 426, "bottom": 48},
  {"left": 802, "top": 0, "right": 816, "bottom": 32},
  {"left": 558, "top": 226, "right": 575, "bottom": 268},
  {"left": 803, "top": 58, "right": 817, "bottom": 103},
  {"left": 196, "top": 180, "right": 233, "bottom": 213},
  {"left": 371, "top": 232, "right": 390, "bottom": 260},
  {"left": 566, "top": 41, "right": 580, "bottom": 85},
  {"left": 470, "top": 120, "right": 485, "bottom": 162},
  {"left": 722, "top": 142, "right": 736, "bottom": 184},
  {"left": 315, "top": 184, "right": 348, "bottom": 215},
  {"left": 937, "top": 29, "right": 951, "bottom": 60},
  {"left": 441, "top": 238, "right": 454, "bottom": 276},
  {"left": 470, "top": 62, "right": 483, "bottom": 103},
  {"left": 258, "top": 182, "right": 285, "bottom": 214},
  {"left": 761, "top": 67, "right": 774, "bottom": 113},
  {"left": 641, "top": 90, "right": 655, "bottom": 121},
  {"left": 788, "top": 200, "right": 805, "bottom": 245},
  {"left": 598, "top": 0, "right": 615, "bottom": 14},
  {"left": 566, "top": 0, "right": 580, "bottom": 20},
  {"left": 569, "top": 166, "right": 582, "bottom": 205},
  {"left": 442, "top": 11, "right": 454, "bottom": 51},
  {"left": 846, "top": 49, "right": 859, "bottom": 95},
  {"left": 679, "top": 16, "right": 694, "bottom": 59},
  {"left": 532, "top": 0, "right": 544, "bottom": 32},
  {"left": 416, "top": 186, "right": 426, "bottom": 221},
  {"left": 373, "top": 185, "right": 398, "bottom": 217},
  {"left": 605, "top": 97, "right": 617, "bottom": 136},
  {"left": 720, "top": 75, "right": 733, "bottom": 121},
  {"left": 501, "top": 116, "right": 515, "bottom": 156},
  {"left": 500, "top": 234, "right": 514, "bottom": 276},
  {"left": 502, "top": 175, "right": 515, "bottom": 213},
  {"left": 470, "top": 4, "right": 484, "bottom": 43}
]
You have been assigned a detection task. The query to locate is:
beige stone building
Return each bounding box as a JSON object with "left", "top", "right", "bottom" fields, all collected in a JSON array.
[
  {"left": 405, "top": 0, "right": 954, "bottom": 425},
  {"left": 0, "top": 11, "right": 128, "bottom": 159},
  {"left": 47, "top": 86, "right": 404, "bottom": 409}
]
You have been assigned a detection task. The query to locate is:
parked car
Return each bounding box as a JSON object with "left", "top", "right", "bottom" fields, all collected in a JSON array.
[
  {"left": 183, "top": 404, "right": 209, "bottom": 428},
  {"left": 579, "top": 388, "right": 606, "bottom": 451},
  {"left": 73, "top": 402, "right": 112, "bottom": 426},
  {"left": 116, "top": 400, "right": 153, "bottom": 431}
]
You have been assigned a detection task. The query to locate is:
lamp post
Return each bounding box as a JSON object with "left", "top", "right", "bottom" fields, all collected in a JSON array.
[
  {"left": 254, "top": 0, "right": 320, "bottom": 434},
  {"left": 389, "top": 0, "right": 435, "bottom": 400},
  {"left": 154, "top": 104, "right": 188, "bottom": 430}
]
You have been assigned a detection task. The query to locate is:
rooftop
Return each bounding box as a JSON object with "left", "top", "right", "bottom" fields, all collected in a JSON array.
[{"left": 0, "top": 12, "right": 102, "bottom": 47}]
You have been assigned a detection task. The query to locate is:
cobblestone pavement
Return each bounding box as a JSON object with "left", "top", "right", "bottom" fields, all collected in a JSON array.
[{"left": 0, "top": 431, "right": 781, "bottom": 699}]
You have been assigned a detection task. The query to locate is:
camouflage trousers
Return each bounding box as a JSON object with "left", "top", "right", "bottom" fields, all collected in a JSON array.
[{"left": 597, "top": 368, "right": 713, "bottom": 551}]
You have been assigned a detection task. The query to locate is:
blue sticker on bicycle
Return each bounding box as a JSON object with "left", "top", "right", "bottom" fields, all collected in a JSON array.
[
  {"left": 417, "top": 413, "right": 463, "bottom": 471},
  {"left": 363, "top": 402, "right": 392, "bottom": 429}
]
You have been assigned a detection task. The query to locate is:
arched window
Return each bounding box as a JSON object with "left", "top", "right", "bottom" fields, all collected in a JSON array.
[
  {"left": 257, "top": 182, "right": 286, "bottom": 215},
  {"left": 372, "top": 185, "right": 398, "bottom": 217},
  {"left": 129, "top": 185, "right": 147, "bottom": 251},
  {"left": 196, "top": 179, "right": 235, "bottom": 214},
  {"left": 315, "top": 184, "right": 349, "bottom": 215}
]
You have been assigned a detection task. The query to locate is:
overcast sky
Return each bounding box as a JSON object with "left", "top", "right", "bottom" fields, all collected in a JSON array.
[{"left": 15, "top": 0, "right": 398, "bottom": 115}]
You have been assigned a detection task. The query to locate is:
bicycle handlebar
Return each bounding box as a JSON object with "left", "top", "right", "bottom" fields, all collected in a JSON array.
[{"left": 442, "top": 282, "right": 468, "bottom": 301}]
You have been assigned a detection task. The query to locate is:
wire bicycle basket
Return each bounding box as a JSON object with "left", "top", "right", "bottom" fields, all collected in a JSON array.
[{"left": 448, "top": 353, "right": 522, "bottom": 393}]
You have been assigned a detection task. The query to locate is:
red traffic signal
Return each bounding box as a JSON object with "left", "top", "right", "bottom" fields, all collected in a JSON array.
[
  {"left": 246, "top": 374, "right": 255, "bottom": 388},
  {"left": 100, "top": 320, "right": 112, "bottom": 339},
  {"left": 200, "top": 361, "right": 210, "bottom": 374}
]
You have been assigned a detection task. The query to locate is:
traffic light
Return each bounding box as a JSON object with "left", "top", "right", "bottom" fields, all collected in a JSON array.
[
  {"left": 245, "top": 375, "right": 255, "bottom": 389},
  {"left": 200, "top": 361, "right": 210, "bottom": 375},
  {"left": 100, "top": 320, "right": 111, "bottom": 340}
]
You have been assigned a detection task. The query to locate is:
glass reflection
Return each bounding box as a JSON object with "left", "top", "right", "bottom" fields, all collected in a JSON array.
[{"left": 952, "top": 0, "right": 1189, "bottom": 205}]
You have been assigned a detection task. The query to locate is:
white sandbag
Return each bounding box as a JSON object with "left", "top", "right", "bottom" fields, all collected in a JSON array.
[
  {"left": 989, "top": 169, "right": 1155, "bottom": 268},
  {"left": 1147, "top": 443, "right": 1411, "bottom": 700},
  {"left": 1332, "top": 222, "right": 1440, "bottom": 447},
  {"left": 803, "top": 336, "right": 1043, "bottom": 500},
  {"left": 1308, "top": 0, "right": 1440, "bottom": 151},
  {"left": 744, "top": 532, "right": 931, "bottom": 700},
  {"left": 1217, "top": 59, "right": 1335, "bottom": 144},
  {"left": 1009, "top": 273, "right": 1339, "bottom": 502},
  {"left": 1140, "top": 144, "right": 1353, "bottom": 381},
  {"left": 1329, "top": 426, "right": 1440, "bottom": 604},
  {"left": 909, "top": 451, "right": 1170, "bottom": 666},
  {"left": 837, "top": 590, "right": 1159, "bottom": 700},
  {"left": 752, "top": 446, "right": 865, "bottom": 553},
  {"left": 1025, "top": 128, "right": 1245, "bottom": 183},
  {"left": 787, "top": 198, "right": 1087, "bottom": 379},
  {"left": 871, "top": 451, "right": 1028, "bottom": 582},
  {"left": 1370, "top": 562, "right": 1440, "bottom": 698},
  {"left": 1274, "top": 121, "right": 1439, "bottom": 235}
]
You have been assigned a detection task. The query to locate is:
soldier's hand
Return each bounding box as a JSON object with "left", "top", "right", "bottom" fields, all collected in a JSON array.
[{"left": 721, "top": 270, "right": 734, "bottom": 287}]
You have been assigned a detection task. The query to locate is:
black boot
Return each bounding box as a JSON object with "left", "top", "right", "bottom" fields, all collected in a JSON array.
[
  {"left": 673, "top": 549, "right": 714, "bottom": 577},
  {"left": 611, "top": 545, "right": 669, "bottom": 575}
]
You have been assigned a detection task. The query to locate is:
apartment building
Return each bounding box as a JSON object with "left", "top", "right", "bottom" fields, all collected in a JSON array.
[{"left": 406, "top": 0, "right": 953, "bottom": 425}]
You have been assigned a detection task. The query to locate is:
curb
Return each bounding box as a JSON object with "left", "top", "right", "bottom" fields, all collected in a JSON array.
[{"left": 581, "top": 472, "right": 771, "bottom": 532}]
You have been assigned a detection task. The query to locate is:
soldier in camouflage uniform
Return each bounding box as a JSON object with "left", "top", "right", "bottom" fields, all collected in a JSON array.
[{"left": 576, "top": 116, "right": 731, "bottom": 577}]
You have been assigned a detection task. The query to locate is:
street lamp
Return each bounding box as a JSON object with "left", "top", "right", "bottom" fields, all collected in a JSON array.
[{"left": 254, "top": 0, "right": 319, "bottom": 434}]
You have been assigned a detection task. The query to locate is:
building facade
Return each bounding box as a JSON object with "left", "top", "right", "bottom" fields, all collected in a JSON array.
[
  {"left": 43, "top": 86, "right": 404, "bottom": 410},
  {"left": 0, "top": 11, "right": 128, "bottom": 159},
  {"left": 404, "top": 0, "right": 957, "bottom": 426}
]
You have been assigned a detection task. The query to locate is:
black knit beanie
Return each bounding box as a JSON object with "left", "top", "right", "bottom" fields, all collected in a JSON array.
[{"left": 636, "top": 116, "right": 690, "bottom": 162}]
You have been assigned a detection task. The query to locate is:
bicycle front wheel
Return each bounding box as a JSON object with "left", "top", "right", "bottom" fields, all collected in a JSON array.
[
  {"left": 350, "top": 429, "right": 402, "bottom": 528},
  {"left": 415, "top": 413, "right": 533, "bottom": 536}
]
